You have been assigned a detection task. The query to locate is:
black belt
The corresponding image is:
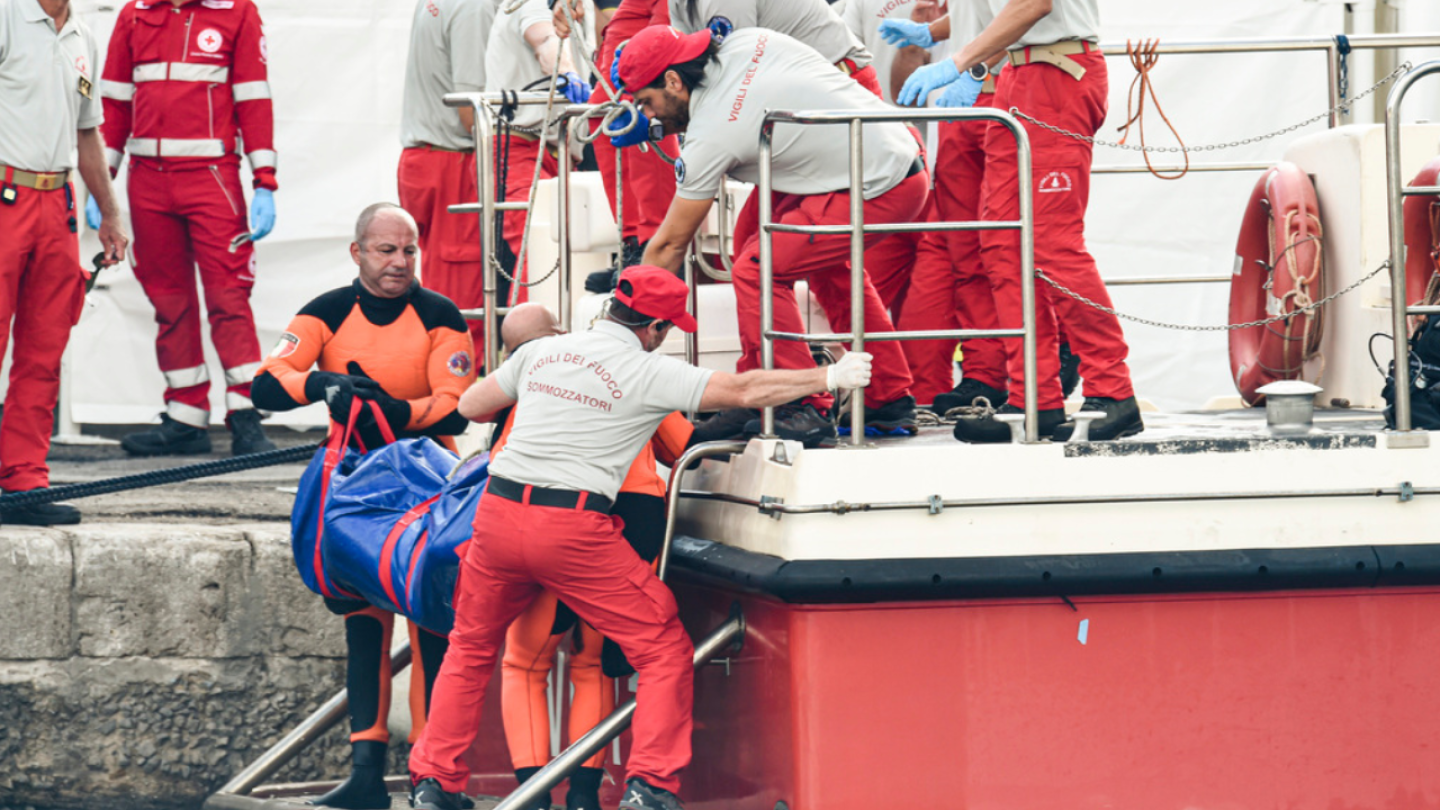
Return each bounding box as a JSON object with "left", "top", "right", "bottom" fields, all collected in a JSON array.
[
  {"left": 906, "top": 157, "right": 925, "bottom": 179},
  {"left": 488, "top": 476, "right": 612, "bottom": 514}
]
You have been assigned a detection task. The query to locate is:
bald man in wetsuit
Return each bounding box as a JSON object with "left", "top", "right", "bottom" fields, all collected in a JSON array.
[{"left": 251, "top": 202, "right": 476, "bottom": 809}]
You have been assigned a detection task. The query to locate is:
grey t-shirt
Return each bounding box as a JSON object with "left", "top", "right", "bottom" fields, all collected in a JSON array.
[
  {"left": 484, "top": 0, "right": 559, "bottom": 135},
  {"left": 676, "top": 29, "right": 918, "bottom": 202},
  {"left": 0, "top": 0, "right": 102, "bottom": 172},
  {"left": 669, "top": 0, "right": 869, "bottom": 69},
  {"left": 400, "top": 0, "right": 493, "bottom": 150},
  {"left": 488, "top": 320, "right": 714, "bottom": 501},
  {"left": 992, "top": 0, "right": 1098, "bottom": 48}
]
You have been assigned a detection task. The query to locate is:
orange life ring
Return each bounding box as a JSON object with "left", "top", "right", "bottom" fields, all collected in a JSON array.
[
  {"left": 1403, "top": 156, "right": 1440, "bottom": 311},
  {"left": 1228, "top": 162, "right": 1324, "bottom": 405}
]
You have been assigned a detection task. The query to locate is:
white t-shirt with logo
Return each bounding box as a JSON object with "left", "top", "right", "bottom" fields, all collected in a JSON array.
[
  {"left": 488, "top": 320, "right": 714, "bottom": 501},
  {"left": 990, "top": 0, "right": 1098, "bottom": 48},
  {"left": 0, "top": 0, "right": 102, "bottom": 172},
  {"left": 837, "top": 0, "right": 922, "bottom": 104},
  {"left": 675, "top": 29, "right": 918, "bottom": 202},
  {"left": 669, "top": 0, "right": 869, "bottom": 69}
]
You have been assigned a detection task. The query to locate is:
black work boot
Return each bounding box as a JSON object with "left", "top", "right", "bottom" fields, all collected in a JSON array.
[
  {"left": 0, "top": 491, "right": 81, "bottom": 526},
  {"left": 314, "top": 740, "right": 389, "bottom": 809},
  {"left": 1058, "top": 342, "right": 1081, "bottom": 399},
  {"left": 513, "top": 766, "right": 553, "bottom": 810},
  {"left": 1051, "top": 396, "right": 1144, "bottom": 442},
  {"left": 952, "top": 403, "right": 1065, "bottom": 444},
  {"left": 565, "top": 766, "right": 604, "bottom": 810},
  {"left": 690, "top": 407, "right": 759, "bottom": 443},
  {"left": 617, "top": 778, "right": 683, "bottom": 810},
  {"left": 584, "top": 237, "right": 647, "bottom": 293},
  {"left": 227, "top": 408, "right": 277, "bottom": 456},
  {"left": 931, "top": 378, "right": 1009, "bottom": 415},
  {"left": 410, "top": 776, "right": 466, "bottom": 810},
  {"left": 121, "top": 413, "right": 212, "bottom": 456},
  {"left": 744, "top": 402, "right": 836, "bottom": 447}
]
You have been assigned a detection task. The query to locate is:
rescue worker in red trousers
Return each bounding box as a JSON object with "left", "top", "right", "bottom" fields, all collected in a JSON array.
[
  {"left": 553, "top": 0, "right": 680, "bottom": 293},
  {"left": 485, "top": 0, "right": 592, "bottom": 313},
  {"left": 252, "top": 203, "right": 477, "bottom": 810},
  {"left": 398, "top": 0, "right": 493, "bottom": 355},
  {"left": 407, "top": 266, "right": 875, "bottom": 810},
  {"left": 624, "top": 26, "right": 926, "bottom": 447},
  {"left": 0, "top": 0, "right": 129, "bottom": 526},
  {"left": 878, "top": 0, "right": 1015, "bottom": 412},
  {"left": 491, "top": 302, "right": 693, "bottom": 810},
  {"left": 898, "top": 0, "right": 1143, "bottom": 441},
  {"left": 94, "top": 0, "right": 279, "bottom": 456}
]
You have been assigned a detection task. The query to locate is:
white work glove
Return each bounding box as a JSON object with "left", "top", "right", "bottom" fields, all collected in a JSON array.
[{"left": 826, "top": 351, "right": 873, "bottom": 390}]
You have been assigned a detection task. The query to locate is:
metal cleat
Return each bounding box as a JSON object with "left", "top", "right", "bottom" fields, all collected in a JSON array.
[
  {"left": 1065, "top": 411, "right": 1108, "bottom": 443},
  {"left": 995, "top": 412, "right": 1028, "bottom": 444}
]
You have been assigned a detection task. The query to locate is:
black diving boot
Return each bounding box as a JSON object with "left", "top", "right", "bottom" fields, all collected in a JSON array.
[
  {"left": 313, "top": 740, "right": 389, "bottom": 809},
  {"left": 514, "top": 766, "right": 554, "bottom": 810},
  {"left": 227, "top": 408, "right": 277, "bottom": 456},
  {"left": 565, "top": 766, "right": 604, "bottom": 810}
]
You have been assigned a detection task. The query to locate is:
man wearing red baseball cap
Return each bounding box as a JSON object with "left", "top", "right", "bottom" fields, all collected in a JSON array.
[
  {"left": 407, "top": 266, "right": 873, "bottom": 810},
  {"left": 619, "top": 25, "right": 927, "bottom": 448}
]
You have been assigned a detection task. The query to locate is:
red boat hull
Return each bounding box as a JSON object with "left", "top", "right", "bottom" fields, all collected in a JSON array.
[{"left": 677, "top": 579, "right": 1440, "bottom": 810}]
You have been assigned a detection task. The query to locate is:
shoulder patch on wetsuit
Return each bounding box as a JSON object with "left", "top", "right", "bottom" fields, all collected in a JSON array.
[
  {"left": 297, "top": 286, "right": 360, "bottom": 333},
  {"left": 410, "top": 287, "right": 470, "bottom": 334}
]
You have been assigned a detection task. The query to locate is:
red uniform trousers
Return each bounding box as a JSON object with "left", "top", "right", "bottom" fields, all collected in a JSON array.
[
  {"left": 398, "top": 145, "right": 485, "bottom": 350},
  {"left": 410, "top": 491, "right": 694, "bottom": 794},
  {"left": 593, "top": 0, "right": 675, "bottom": 245},
  {"left": 897, "top": 99, "right": 1009, "bottom": 404},
  {"left": 729, "top": 171, "right": 928, "bottom": 410},
  {"left": 979, "top": 50, "right": 1133, "bottom": 410},
  {"left": 591, "top": 95, "right": 680, "bottom": 245},
  {"left": 128, "top": 160, "right": 261, "bottom": 426},
  {"left": 497, "top": 135, "right": 559, "bottom": 308},
  {"left": 0, "top": 183, "right": 85, "bottom": 492}
]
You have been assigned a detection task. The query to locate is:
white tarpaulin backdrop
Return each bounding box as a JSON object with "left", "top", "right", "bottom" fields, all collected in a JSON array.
[{"left": 22, "top": 0, "right": 1440, "bottom": 426}]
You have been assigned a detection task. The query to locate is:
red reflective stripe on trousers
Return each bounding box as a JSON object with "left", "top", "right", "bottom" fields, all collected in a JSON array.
[
  {"left": 128, "top": 162, "right": 261, "bottom": 414},
  {"left": 979, "top": 54, "right": 1133, "bottom": 409},
  {"left": 729, "top": 172, "right": 926, "bottom": 409},
  {"left": 398, "top": 146, "right": 486, "bottom": 351},
  {"left": 0, "top": 184, "right": 84, "bottom": 491},
  {"left": 409, "top": 492, "right": 693, "bottom": 795}
]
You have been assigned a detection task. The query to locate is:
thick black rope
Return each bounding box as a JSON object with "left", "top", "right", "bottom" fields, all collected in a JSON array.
[{"left": 0, "top": 442, "right": 320, "bottom": 509}]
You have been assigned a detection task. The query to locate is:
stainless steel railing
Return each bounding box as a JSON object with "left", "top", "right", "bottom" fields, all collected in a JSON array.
[
  {"left": 444, "top": 91, "right": 578, "bottom": 372},
  {"left": 758, "top": 107, "right": 1038, "bottom": 445},
  {"left": 1383, "top": 59, "right": 1440, "bottom": 441}
]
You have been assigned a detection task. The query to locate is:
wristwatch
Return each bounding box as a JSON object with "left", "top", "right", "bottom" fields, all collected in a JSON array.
[{"left": 967, "top": 61, "right": 989, "bottom": 81}]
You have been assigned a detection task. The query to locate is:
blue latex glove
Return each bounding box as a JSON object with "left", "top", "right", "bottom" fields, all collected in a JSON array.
[
  {"left": 936, "top": 71, "right": 984, "bottom": 108},
  {"left": 249, "top": 188, "right": 275, "bottom": 241},
  {"left": 878, "top": 19, "right": 933, "bottom": 49},
  {"left": 85, "top": 195, "right": 102, "bottom": 230},
  {"left": 560, "top": 72, "right": 592, "bottom": 104},
  {"left": 610, "top": 45, "right": 625, "bottom": 92},
  {"left": 897, "top": 57, "right": 961, "bottom": 107},
  {"left": 608, "top": 107, "right": 653, "bottom": 148}
]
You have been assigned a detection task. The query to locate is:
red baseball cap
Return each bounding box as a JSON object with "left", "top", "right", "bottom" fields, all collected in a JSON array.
[
  {"left": 616, "top": 25, "right": 712, "bottom": 91},
  {"left": 615, "top": 266, "right": 697, "bottom": 333}
]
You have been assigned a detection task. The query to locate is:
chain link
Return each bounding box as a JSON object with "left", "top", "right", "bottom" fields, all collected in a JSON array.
[
  {"left": 1012, "top": 61, "right": 1411, "bottom": 155},
  {"left": 1035, "top": 260, "right": 1389, "bottom": 332}
]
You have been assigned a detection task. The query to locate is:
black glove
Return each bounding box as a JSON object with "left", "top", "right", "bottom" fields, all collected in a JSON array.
[
  {"left": 347, "top": 361, "right": 412, "bottom": 431},
  {"left": 304, "top": 371, "right": 382, "bottom": 424}
]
